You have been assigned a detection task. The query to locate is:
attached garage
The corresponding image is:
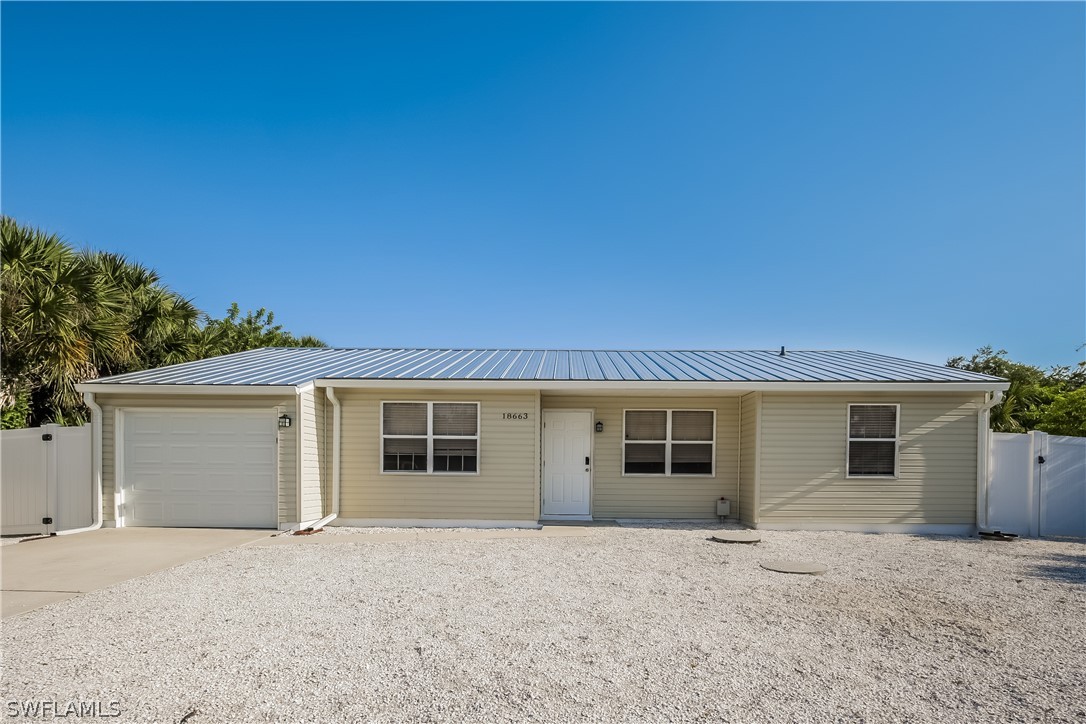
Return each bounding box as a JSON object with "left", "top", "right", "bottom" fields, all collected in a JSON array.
[{"left": 118, "top": 409, "right": 278, "bottom": 528}]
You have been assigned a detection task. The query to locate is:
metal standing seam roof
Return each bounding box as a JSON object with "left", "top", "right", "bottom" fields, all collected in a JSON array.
[{"left": 82, "top": 348, "right": 1006, "bottom": 387}]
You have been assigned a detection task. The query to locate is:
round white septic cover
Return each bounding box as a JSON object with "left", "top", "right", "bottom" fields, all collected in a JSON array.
[
  {"left": 710, "top": 531, "right": 762, "bottom": 544},
  {"left": 760, "top": 559, "right": 828, "bottom": 575}
]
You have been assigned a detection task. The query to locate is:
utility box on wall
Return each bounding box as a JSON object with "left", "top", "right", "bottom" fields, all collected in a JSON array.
[{"left": 716, "top": 498, "right": 731, "bottom": 517}]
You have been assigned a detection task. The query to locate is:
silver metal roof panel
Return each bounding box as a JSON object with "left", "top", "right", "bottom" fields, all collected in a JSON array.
[{"left": 81, "top": 348, "right": 1006, "bottom": 387}]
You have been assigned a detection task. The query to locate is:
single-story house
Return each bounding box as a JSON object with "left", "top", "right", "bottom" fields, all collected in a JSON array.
[{"left": 74, "top": 348, "right": 1009, "bottom": 534}]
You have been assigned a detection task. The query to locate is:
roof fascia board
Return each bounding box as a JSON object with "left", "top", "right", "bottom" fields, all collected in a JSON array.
[
  {"left": 74, "top": 384, "right": 301, "bottom": 395},
  {"left": 313, "top": 379, "right": 1010, "bottom": 393}
]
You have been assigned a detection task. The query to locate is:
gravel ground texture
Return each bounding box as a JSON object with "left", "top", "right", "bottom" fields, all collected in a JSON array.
[{"left": 2, "top": 522, "right": 1084, "bottom": 723}]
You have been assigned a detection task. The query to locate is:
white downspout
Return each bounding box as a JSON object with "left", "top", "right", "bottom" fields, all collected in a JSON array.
[
  {"left": 296, "top": 387, "right": 304, "bottom": 528},
  {"left": 307, "top": 387, "right": 341, "bottom": 530},
  {"left": 58, "top": 392, "right": 104, "bottom": 535},
  {"left": 976, "top": 390, "right": 1004, "bottom": 532}
]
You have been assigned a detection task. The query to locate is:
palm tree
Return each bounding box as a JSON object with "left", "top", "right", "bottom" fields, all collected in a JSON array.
[
  {"left": 83, "top": 251, "right": 202, "bottom": 375},
  {"left": 1, "top": 217, "right": 131, "bottom": 425},
  {"left": 988, "top": 378, "right": 1032, "bottom": 433},
  {"left": 2, "top": 216, "right": 324, "bottom": 427}
]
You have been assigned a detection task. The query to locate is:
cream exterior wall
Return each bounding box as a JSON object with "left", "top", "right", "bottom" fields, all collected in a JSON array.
[
  {"left": 756, "top": 392, "right": 983, "bottom": 525},
  {"left": 298, "top": 388, "right": 328, "bottom": 523},
  {"left": 738, "top": 392, "right": 759, "bottom": 524},
  {"left": 336, "top": 389, "right": 540, "bottom": 521},
  {"left": 540, "top": 395, "right": 740, "bottom": 519}
]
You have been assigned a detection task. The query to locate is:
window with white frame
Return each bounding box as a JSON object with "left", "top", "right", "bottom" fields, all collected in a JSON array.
[
  {"left": 623, "top": 409, "right": 715, "bottom": 476},
  {"left": 847, "top": 404, "right": 899, "bottom": 477},
  {"left": 382, "top": 402, "right": 479, "bottom": 474}
]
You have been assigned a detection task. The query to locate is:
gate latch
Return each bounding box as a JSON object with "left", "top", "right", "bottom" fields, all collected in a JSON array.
[
  {"left": 1037, "top": 455, "right": 1046, "bottom": 464},
  {"left": 41, "top": 433, "right": 53, "bottom": 441}
]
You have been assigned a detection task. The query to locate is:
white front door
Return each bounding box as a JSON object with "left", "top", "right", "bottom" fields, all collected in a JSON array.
[{"left": 542, "top": 410, "right": 592, "bottom": 516}]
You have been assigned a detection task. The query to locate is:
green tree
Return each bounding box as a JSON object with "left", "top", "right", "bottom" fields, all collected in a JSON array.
[
  {"left": 0, "top": 387, "right": 31, "bottom": 430},
  {"left": 1037, "top": 389, "right": 1086, "bottom": 437},
  {"left": 84, "top": 251, "right": 202, "bottom": 375},
  {"left": 948, "top": 346, "right": 1086, "bottom": 435},
  {"left": 1, "top": 217, "right": 131, "bottom": 425},
  {"left": 1, "top": 216, "right": 324, "bottom": 427},
  {"left": 197, "top": 303, "right": 325, "bottom": 357}
]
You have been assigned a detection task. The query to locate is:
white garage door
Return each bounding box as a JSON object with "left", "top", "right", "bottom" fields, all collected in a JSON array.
[{"left": 121, "top": 410, "right": 278, "bottom": 528}]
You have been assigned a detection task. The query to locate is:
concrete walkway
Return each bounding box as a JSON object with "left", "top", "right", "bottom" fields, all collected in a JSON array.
[
  {"left": 1, "top": 527, "right": 268, "bottom": 618},
  {"left": 252, "top": 526, "right": 594, "bottom": 546}
]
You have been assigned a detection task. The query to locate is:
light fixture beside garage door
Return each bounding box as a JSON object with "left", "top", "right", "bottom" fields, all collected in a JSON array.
[{"left": 278, "top": 414, "right": 292, "bottom": 429}]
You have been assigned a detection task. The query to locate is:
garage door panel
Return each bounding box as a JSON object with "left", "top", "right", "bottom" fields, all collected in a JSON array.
[
  {"left": 204, "top": 443, "right": 243, "bottom": 466},
  {"left": 131, "top": 443, "right": 167, "bottom": 466},
  {"left": 236, "top": 474, "right": 272, "bottom": 494},
  {"left": 167, "top": 447, "right": 202, "bottom": 466},
  {"left": 238, "top": 446, "right": 275, "bottom": 467},
  {"left": 122, "top": 410, "right": 277, "bottom": 529},
  {"left": 128, "top": 471, "right": 166, "bottom": 492},
  {"left": 165, "top": 501, "right": 201, "bottom": 523},
  {"left": 128, "top": 501, "right": 166, "bottom": 526},
  {"left": 166, "top": 471, "right": 203, "bottom": 492}
]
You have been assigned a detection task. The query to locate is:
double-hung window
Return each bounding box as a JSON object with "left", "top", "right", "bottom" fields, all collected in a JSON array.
[
  {"left": 623, "top": 409, "right": 715, "bottom": 476},
  {"left": 382, "top": 402, "right": 479, "bottom": 474},
  {"left": 846, "top": 404, "right": 899, "bottom": 477}
]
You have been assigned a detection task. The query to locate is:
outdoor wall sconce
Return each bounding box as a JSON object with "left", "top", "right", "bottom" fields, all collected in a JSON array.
[
  {"left": 595, "top": 421, "right": 604, "bottom": 433},
  {"left": 278, "top": 414, "right": 292, "bottom": 429}
]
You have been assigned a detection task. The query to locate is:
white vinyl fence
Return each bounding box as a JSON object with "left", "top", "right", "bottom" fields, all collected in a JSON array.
[
  {"left": 988, "top": 431, "right": 1086, "bottom": 538},
  {"left": 1, "top": 424, "right": 93, "bottom": 535}
]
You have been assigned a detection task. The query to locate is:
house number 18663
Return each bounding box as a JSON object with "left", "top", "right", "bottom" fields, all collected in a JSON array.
[{"left": 501, "top": 412, "right": 529, "bottom": 420}]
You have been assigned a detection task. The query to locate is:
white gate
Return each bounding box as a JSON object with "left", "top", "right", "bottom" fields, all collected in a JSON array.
[
  {"left": 0, "top": 424, "right": 93, "bottom": 535},
  {"left": 988, "top": 431, "right": 1086, "bottom": 538},
  {"left": 1040, "top": 434, "right": 1086, "bottom": 537}
]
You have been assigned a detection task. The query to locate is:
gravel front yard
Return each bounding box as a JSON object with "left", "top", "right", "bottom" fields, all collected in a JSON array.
[{"left": 2, "top": 523, "right": 1084, "bottom": 722}]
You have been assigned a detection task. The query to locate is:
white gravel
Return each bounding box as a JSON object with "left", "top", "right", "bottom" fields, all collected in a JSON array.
[{"left": 2, "top": 523, "right": 1084, "bottom": 722}]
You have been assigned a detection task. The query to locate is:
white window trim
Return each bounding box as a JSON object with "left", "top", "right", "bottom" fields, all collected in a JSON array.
[
  {"left": 622, "top": 408, "right": 716, "bottom": 478},
  {"left": 845, "top": 403, "right": 900, "bottom": 479},
  {"left": 380, "top": 401, "right": 481, "bottom": 476}
]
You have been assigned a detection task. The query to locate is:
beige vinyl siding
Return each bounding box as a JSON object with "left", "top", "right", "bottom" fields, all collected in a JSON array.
[
  {"left": 338, "top": 389, "right": 539, "bottom": 520},
  {"left": 95, "top": 394, "right": 295, "bottom": 525},
  {"left": 541, "top": 395, "right": 740, "bottom": 519},
  {"left": 738, "top": 392, "right": 759, "bottom": 524},
  {"left": 757, "top": 393, "right": 983, "bottom": 525},
  {"left": 298, "top": 388, "right": 327, "bottom": 522}
]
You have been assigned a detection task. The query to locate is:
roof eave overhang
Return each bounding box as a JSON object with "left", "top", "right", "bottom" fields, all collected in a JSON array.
[
  {"left": 74, "top": 383, "right": 302, "bottom": 395},
  {"left": 313, "top": 379, "right": 1011, "bottom": 393},
  {"left": 76, "top": 380, "right": 1009, "bottom": 394}
]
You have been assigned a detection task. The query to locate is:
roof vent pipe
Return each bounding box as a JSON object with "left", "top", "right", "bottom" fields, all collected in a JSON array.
[{"left": 779, "top": 346, "right": 786, "bottom": 356}]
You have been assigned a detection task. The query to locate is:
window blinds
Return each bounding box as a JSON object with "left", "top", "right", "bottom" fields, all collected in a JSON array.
[
  {"left": 848, "top": 405, "right": 897, "bottom": 439},
  {"left": 383, "top": 403, "right": 427, "bottom": 436},
  {"left": 625, "top": 410, "right": 667, "bottom": 440},
  {"left": 433, "top": 403, "right": 478, "bottom": 436}
]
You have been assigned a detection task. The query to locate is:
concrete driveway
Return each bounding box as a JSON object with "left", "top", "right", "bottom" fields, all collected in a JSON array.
[{"left": 1, "top": 527, "right": 269, "bottom": 618}]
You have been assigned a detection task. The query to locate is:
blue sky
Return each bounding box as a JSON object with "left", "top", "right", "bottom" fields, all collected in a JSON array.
[{"left": 3, "top": 2, "right": 1083, "bottom": 369}]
